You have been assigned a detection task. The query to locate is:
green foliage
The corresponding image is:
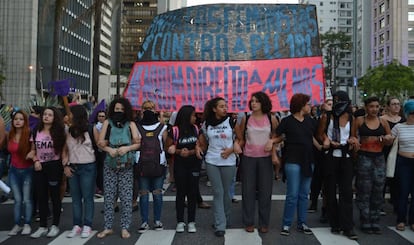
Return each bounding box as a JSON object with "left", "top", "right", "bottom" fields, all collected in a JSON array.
[
  {"left": 359, "top": 60, "right": 414, "bottom": 103},
  {"left": 0, "top": 105, "right": 12, "bottom": 130},
  {"left": 320, "top": 31, "right": 352, "bottom": 84}
]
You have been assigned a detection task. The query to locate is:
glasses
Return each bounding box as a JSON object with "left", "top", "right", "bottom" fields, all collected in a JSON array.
[
  {"left": 98, "top": 115, "right": 105, "bottom": 118},
  {"left": 390, "top": 103, "right": 400, "bottom": 106}
]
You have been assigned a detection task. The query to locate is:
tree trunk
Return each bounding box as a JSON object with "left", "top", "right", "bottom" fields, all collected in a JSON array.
[
  {"left": 92, "top": 0, "right": 103, "bottom": 100},
  {"left": 51, "top": 0, "right": 67, "bottom": 82}
]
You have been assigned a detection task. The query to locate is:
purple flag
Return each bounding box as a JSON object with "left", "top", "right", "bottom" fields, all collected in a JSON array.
[{"left": 89, "top": 99, "right": 106, "bottom": 123}]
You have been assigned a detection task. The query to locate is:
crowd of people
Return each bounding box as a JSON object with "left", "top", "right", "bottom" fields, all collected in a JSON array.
[{"left": 1, "top": 91, "right": 414, "bottom": 242}]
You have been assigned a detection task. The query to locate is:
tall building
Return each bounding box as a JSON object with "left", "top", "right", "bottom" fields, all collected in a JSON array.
[
  {"left": 356, "top": 0, "right": 371, "bottom": 78},
  {"left": 372, "top": 1, "right": 409, "bottom": 67},
  {"left": 99, "top": 0, "right": 113, "bottom": 76},
  {"left": 39, "top": 0, "right": 93, "bottom": 95},
  {"left": 0, "top": 1, "right": 39, "bottom": 106},
  {"left": 120, "top": 0, "right": 158, "bottom": 70},
  {"left": 0, "top": 0, "right": 94, "bottom": 107}
]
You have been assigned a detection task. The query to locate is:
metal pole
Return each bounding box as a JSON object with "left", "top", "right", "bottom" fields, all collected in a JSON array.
[{"left": 39, "top": 65, "right": 44, "bottom": 102}]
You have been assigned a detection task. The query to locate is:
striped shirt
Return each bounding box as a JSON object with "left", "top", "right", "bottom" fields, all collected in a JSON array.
[{"left": 391, "top": 123, "right": 414, "bottom": 153}]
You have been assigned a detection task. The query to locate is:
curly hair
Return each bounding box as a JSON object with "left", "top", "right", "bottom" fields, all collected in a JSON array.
[
  {"left": 289, "top": 93, "right": 310, "bottom": 114},
  {"left": 36, "top": 107, "right": 66, "bottom": 155},
  {"left": 107, "top": 97, "right": 133, "bottom": 121},
  {"left": 203, "top": 97, "right": 225, "bottom": 126},
  {"left": 69, "top": 105, "right": 89, "bottom": 143},
  {"left": 248, "top": 91, "right": 272, "bottom": 114},
  {"left": 8, "top": 110, "right": 31, "bottom": 159}
]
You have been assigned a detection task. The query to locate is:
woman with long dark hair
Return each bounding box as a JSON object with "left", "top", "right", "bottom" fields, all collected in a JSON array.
[
  {"left": 7, "top": 110, "right": 33, "bottom": 236},
  {"left": 64, "top": 105, "right": 96, "bottom": 238},
  {"left": 29, "top": 107, "right": 66, "bottom": 238},
  {"left": 166, "top": 105, "right": 200, "bottom": 233}
]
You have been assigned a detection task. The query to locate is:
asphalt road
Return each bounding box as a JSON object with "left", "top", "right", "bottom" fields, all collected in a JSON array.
[{"left": 0, "top": 176, "right": 413, "bottom": 245}]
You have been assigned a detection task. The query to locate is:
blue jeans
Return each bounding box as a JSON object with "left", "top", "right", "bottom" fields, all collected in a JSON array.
[
  {"left": 9, "top": 166, "right": 33, "bottom": 224},
  {"left": 68, "top": 163, "right": 96, "bottom": 226},
  {"left": 206, "top": 163, "right": 236, "bottom": 231},
  {"left": 395, "top": 155, "right": 414, "bottom": 224},
  {"left": 282, "top": 163, "right": 313, "bottom": 228},
  {"left": 139, "top": 176, "right": 164, "bottom": 223}
]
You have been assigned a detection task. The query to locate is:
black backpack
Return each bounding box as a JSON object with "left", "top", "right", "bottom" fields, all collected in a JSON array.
[{"left": 137, "top": 123, "right": 165, "bottom": 177}]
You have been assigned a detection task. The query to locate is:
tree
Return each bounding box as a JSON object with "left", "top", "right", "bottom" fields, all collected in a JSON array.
[
  {"left": 320, "top": 31, "right": 352, "bottom": 91},
  {"left": 358, "top": 60, "right": 414, "bottom": 103}
]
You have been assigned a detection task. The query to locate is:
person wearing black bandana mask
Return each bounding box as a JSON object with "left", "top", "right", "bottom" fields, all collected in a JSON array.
[
  {"left": 136, "top": 100, "right": 168, "bottom": 234},
  {"left": 316, "top": 91, "right": 359, "bottom": 240},
  {"left": 97, "top": 98, "right": 140, "bottom": 239}
]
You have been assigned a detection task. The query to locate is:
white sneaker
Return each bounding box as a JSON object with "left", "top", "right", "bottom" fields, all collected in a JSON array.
[
  {"left": 30, "top": 227, "right": 48, "bottom": 238},
  {"left": 176, "top": 222, "right": 185, "bottom": 233},
  {"left": 47, "top": 225, "right": 60, "bottom": 237},
  {"left": 188, "top": 222, "right": 196, "bottom": 233},
  {"left": 67, "top": 225, "right": 81, "bottom": 238},
  {"left": 21, "top": 224, "right": 31, "bottom": 235},
  {"left": 8, "top": 225, "right": 22, "bottom": 236},
  {"left": 81, "top": 225, "right": 92, "bottom": 238}
]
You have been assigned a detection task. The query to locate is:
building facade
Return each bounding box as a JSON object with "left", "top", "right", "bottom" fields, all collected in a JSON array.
[
  {"left": 0, "top": 0, "right": 39, "bottom": 106},
  {"left": 0, "top": 0, "right": 94, "bottom": 107},
  {"left": 120, "top": 0, "right": 158, "bottom": 70}
]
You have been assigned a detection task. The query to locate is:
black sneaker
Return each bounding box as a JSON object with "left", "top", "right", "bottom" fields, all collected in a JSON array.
[
  {"left": 343, "top": 229, "right": 358, "bottom": 240},
  {"left": 298, "top": 224, "right": 313, "bottom": 235},
  {"left": 280, "top": 226, "right": 290, "bottom": 236},
  {"left": 307, "top": 202, "right": 317, "bottom": 213},
  {"left": 331, "top": 227, "right": 341, "bottom": 234},
  {"left": 215, "top": 230, "right": 225, "bottom": 237},
  {"left": 371, "top": 226, "right": 382, "bottom": 234},
  {"left": 154, "top": 221, "right": 163, "bottom": 231},
  {"left": 361, "top": 226, "right": 373, "bottom": 234},
  {"left": 138, "top": 222, "right": 150, "bottom": 233}
]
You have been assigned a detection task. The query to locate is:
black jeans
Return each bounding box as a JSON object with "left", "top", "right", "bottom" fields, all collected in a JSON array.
[
  {"left": 33, "top": 160, "right": 63, "bottom": 227},
  {"left": 323, "top": 154, "right": 354, "bottom": 231},
  {"left": 174, "top": 158, "right": 200, "bottom": 223}
]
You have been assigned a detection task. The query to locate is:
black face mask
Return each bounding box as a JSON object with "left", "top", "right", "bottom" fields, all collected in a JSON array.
[
  {"left": 112, "top": 111, "right": 126, "bottom": 127},
  {"left": 140, "top": 110, "right": 159, "bottom": 125},
  {"left": 333, "top": 101, "right": 350, "bottom": 117}
]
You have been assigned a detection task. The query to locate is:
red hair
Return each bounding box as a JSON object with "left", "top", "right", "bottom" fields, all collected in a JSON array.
[{"left": 8, "top": 111, "right": 31, "bottom": 159}]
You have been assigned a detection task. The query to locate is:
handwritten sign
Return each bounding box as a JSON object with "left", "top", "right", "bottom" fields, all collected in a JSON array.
[{"left": 124, "top": 57, "right": 324, "bottom": 112}]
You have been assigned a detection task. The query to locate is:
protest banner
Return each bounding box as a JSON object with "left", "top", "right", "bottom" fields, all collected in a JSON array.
[{"left": 124, "top": 4, "right": 325, "bottom": 112}]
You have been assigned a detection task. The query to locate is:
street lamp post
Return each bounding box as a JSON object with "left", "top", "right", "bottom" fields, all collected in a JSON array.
[{"left": 28, "top": 64, "right": 44, "bottom": 102}]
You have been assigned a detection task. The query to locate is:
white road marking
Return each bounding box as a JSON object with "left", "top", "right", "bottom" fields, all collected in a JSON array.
[
  {"left": 48, "top": 230, "right": 97, "bottom": 245},
  {"left": 312, "top": 227, "right": 358, "bottom": 245}
]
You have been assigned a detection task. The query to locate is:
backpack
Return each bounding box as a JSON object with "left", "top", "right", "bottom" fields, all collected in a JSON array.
[
  {"left": 137, "top": 123, "right": 165, "bottom": 177},
  {"left": 105, "top": 121, "right": 135, "bottom": 169}
]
